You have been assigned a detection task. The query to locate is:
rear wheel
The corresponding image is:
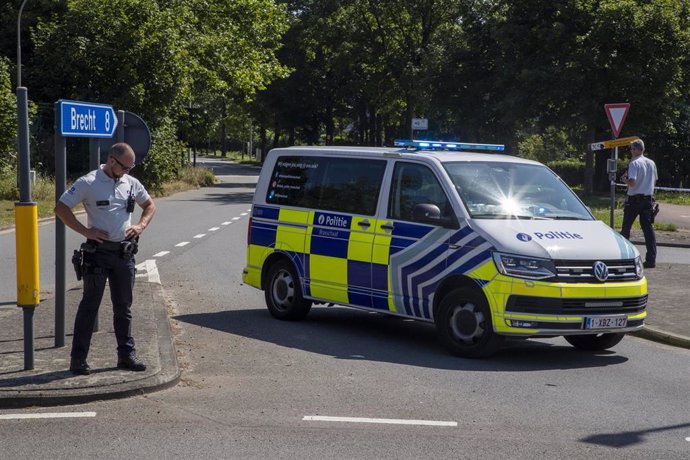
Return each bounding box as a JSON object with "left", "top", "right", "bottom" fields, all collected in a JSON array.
[
  {"left": 564, "top": 333, "right": 625, "bottom": 351},
  {"left": 435, "top": 288, "right": 503, "bottom": 358},
  {"left": 264, "top": 260, "right": 312, "bottom": 321}
]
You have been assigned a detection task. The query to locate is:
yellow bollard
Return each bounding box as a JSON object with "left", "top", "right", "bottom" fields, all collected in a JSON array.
[{"left": 15, "top": 202, "right": 40, "bottom": 307}]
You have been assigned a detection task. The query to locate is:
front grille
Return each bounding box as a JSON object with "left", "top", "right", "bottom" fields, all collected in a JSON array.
[
  {"left": 506, "top": 295, "right": 647, "bottom": 315},
  {"left": 554, "top": 259, "right": 639, "bottom": 283}
]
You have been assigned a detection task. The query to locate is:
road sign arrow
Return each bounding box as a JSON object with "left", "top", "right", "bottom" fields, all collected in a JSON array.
[
  {"left": 589, "top": 136, "right": 640, "bottom": 151},
  {"left": 57, "top": 100, "right": 118, "bottom": 138},
  {"left": 604, "top": 103, "right": 630, "bottom": 138}
]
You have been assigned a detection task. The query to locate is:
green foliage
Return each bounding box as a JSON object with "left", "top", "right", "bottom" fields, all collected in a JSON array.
[
  {"left": 0, "top": 57, "right": 16, "bottom": 165},
  {"left": 135, "top": 118, "right": 186, "bottom": 193},
  {"left": 518, "top": 127, "right": 578, "bottom": 163},
  {"left": 548, "top": 159, "right": 586, "bottom": 187}
]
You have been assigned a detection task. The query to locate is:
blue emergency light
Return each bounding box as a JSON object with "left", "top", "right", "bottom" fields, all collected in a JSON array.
[{"left": 394, "top": 139, "right": 505, "bottom": 152}]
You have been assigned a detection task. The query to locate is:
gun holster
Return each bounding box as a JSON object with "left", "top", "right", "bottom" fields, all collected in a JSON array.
[
  {"left": 72, "top": 242, "right": 98, "bottom": 280},
  {"left": 121, "top": 237, "right": 139, "bottom": 260}
]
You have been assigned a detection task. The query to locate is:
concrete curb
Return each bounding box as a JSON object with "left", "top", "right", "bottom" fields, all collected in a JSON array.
[
  {"left": 631, "top": 240, "right": 690, "bottom": 249},
  {"left": 0, "top": 282, "right": 180, "bottom": 409},
  {"left": 630, "top": 326, "right": 690, "bottom": 350}
]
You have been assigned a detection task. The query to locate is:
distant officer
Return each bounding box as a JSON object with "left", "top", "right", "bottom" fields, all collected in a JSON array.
[
  {"left": 620, "top": 138, "right": 657, "bottom": 268},
  {"left": 55, "top": 143, "right": 156, "bottom": 375}
]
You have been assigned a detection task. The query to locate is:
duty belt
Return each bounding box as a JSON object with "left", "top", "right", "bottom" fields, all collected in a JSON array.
[{"left": 86, "top": 239, "right": 122, "bottom": 251}]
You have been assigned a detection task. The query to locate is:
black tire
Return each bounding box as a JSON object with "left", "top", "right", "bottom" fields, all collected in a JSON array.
[
  {"left": 564, "top": 333, "right": 625, "bottom": 351},
  {"left": 264, "top": 260, "right": 312, "bottom": 321},
  {"left": 435, "top": 288, "right": 503, "bottom": 358}
]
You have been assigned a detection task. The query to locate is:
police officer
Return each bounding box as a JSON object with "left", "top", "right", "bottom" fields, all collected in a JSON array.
[
  {"left": 55, "top": 142, "right": 156, "bottom": 375},
  {"left": 620, "top": 138, "right": 657, "bottom": 268}
]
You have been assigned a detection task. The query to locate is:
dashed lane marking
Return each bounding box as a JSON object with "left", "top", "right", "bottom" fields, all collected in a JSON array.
[
  {"left": 221, "top": 222, "right": 232, "bottom": 225},
  {"left": 153, "top": 251, "right": 170, "bottom": 258},
  {"left": 231, "top": 217, "right": 241, "bottom": 221},
  {"left": 302, "top": 416, "right": 457, "bottom": 427},
  {"left": 0, "top": 412, "right": 97, "bottom": 420},
  {"left": 209, "top": 227, "right": 220, "bottom": 231},
  {"left": 175, "top": 242, "right": 190, "bottom": 247},
  {"left": 193, "top": 234, "right": 205, "bottom": 239},
  {"left": 240, "top": 213, "right": 248, "bottom": 216}
]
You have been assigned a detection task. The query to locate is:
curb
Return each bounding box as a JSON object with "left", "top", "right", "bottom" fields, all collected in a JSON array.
[
  {"left": 0, "top": 282, "right": 180, "bottom": 409},
  {"left": 630, "top": 326, "right": 690, "bottom": 350},
  {"left": 631, "top": 240, "right": 690, "bottom": 249}
]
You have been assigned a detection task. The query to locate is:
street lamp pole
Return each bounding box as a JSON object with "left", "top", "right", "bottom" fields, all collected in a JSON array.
[{"left": 15, "top": 0, "right": 40, "bottom": 371}]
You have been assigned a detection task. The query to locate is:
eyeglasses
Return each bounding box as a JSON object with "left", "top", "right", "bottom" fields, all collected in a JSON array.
[{"left": 110, "top": 156, "right": 134, "bottom": 172}]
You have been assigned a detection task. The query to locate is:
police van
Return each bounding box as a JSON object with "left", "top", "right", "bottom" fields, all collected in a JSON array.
[{"left": 243, "top": 140, "right": 646, "bottom": 357}]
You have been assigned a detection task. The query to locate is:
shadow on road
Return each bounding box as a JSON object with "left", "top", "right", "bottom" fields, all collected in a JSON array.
[
  {"left": 580, "top": 422, "right": 690, "bottom": 448},
  {"left": 174, "top": 306, "right": 629, "bottom": 372}
]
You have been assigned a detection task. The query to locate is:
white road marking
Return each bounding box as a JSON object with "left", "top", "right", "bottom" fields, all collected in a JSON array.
[
  {"left": 0, "top": 412, "right": 97, "bottom": 420},
  {"left": 135, "top": 259, "right": 160, "bottom": 284},
  {"left": 240, "top": 213, "right": 248, "bottom": 216},
  {"left": 221, "top": 222, "right": 232, "bottom": 226},
  {"left": 302, "top": 416, "right": 457, "bottom": 427},
  {"left": 153, "top": 251, "right": 169, "bottom": 258},
  {"left": 175, "top": 241, "right": 190, "bottom": 247},
  {"left": 686, "top": 437, "right": 690, "bottom": 442},
  {"left": 193, "top": 234, "right": 205, "bottom": 239},
  {"left": 231, "top": 217, "right": 241, "bottom": 221},
  {"left": 208, "top": 227, "right": 220, "bottom": 231}
]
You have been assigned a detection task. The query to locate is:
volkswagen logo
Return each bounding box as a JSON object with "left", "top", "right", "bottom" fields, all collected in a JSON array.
[{"left": 593, "top": 261, "right": 609, "bottom": 282}]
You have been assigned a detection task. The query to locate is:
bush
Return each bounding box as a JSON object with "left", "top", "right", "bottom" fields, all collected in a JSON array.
[{"left": 547, "top": 159, "right": 585, "bottom": 187}]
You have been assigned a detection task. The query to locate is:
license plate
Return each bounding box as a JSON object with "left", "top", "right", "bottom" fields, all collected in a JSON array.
[{"left": 585, "top": 316, "right": 627, "bottom": 330}]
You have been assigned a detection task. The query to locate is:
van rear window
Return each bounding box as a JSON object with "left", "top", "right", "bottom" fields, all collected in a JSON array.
[{"left": 266, "top": 155, "right": 386, "bottom": 215}]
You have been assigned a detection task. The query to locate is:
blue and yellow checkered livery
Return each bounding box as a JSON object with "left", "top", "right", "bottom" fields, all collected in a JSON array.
[{"left": 244, "top": 205, "right": 494, "bottom": 322}]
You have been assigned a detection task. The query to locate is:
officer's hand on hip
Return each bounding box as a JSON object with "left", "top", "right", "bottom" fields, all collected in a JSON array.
[
  {"left": 125, "top": 224, "right": 145, "bottom": 240},
  {"left": 84, "top": 227, "right": 108, "bottom": 243}
]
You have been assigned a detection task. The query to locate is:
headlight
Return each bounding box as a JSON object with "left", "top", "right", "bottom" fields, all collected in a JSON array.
[
  {"left": 493, "top": 252, "right": 556, "bottom": 280},
  {"left": 634, "top": 256, "right": 643, "bottom": 279}
]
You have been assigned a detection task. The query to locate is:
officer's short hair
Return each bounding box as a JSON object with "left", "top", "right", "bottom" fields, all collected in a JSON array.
[
  {"left": 109, "top": 143, "right": 135, "bottom": 159},
  {"left": 631, "top": 139, "right": 645, "bottom": 151}
]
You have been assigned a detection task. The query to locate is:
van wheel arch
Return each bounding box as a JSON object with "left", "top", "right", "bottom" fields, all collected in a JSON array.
[
  {"left": 433, "top": 275, "right": 486, "bottom": 320},
  {"left": 261, "top": 252, "right": 294, "bottom": 290}
]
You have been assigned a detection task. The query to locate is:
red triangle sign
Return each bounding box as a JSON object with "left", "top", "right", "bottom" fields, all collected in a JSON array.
[{"left": 604, "top": 103, "right": 630, "bottom": 138}]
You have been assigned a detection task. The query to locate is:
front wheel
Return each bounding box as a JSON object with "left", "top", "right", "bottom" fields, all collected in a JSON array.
[
  {"left": 435, "top": 288, "right": 503, "bottom": 358},
  {"left": 264, "top": 260, "right": 312, "bottom": 321},
  {"left": 564, "top": 333, "right": 625, "bottom": 351}
]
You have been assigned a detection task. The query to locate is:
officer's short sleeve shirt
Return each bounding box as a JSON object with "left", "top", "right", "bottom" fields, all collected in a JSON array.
[
  {"left": 59, "top": 165, "right": 151, "bottom": 242},
  {"left": 627, "top": 156, "right": 658, "bottom": 196}
]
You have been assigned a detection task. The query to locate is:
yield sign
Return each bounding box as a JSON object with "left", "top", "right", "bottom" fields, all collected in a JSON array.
[{"left": 604, "top": 103, "right": 630, "bottom": 138}]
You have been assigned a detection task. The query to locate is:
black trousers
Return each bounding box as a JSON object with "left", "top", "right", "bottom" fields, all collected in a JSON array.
[
  {"left": 620, "top": 195, "right": 656, "bottom": 264},
  {"left": 71, "top": 247, "right": 136, "bottom": 361}
]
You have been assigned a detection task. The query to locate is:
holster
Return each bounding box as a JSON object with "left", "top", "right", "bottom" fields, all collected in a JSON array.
[
  {"left": 72, "top": 242, "right": 98, "bottom": 280},
  {"left": 121, "top": 237, "right": 139, "bottom": 260}
]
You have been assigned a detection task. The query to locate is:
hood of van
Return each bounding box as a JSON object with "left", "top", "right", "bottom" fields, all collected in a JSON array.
[{"left": 470, "top": 220, "right": 640, "bottom": 260}]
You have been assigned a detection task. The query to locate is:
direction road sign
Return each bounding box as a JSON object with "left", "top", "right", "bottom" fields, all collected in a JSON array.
[
  {"left": 604, "top": 103, "right": 630, "bottom": 138},
  {"left": 589, "top": 136, "right": 640, "bottom": 151},
  {"left": 58, "top": 100, "right": 118, "bottom": 138}
]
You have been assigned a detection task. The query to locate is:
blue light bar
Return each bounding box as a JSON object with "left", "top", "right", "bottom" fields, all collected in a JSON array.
[{"left": 394, "top": 139, "right": 505, "bottom": 152}]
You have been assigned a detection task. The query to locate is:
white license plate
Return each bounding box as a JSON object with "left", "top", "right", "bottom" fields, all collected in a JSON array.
[{"left": 585, "top": 316, "right": 628, "bottom": 329}]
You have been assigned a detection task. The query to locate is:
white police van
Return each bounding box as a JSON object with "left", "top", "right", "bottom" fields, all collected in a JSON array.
[{"left": 243, "top": 140, "right": 646, "bottom": 357}]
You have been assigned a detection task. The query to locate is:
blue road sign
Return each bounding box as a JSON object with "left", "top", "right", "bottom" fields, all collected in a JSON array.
[{"left": 58, "top": 100, "right": 118, "bottom": 138}]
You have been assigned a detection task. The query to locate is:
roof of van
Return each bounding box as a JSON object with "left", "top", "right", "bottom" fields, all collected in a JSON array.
[{"left": 272, "top": 145, "right": 541, "bottom": 165}]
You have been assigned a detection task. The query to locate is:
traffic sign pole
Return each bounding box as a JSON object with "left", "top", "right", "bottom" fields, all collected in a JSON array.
[{"left": 604, "top": 103, "right": 631, "bottom": 229}]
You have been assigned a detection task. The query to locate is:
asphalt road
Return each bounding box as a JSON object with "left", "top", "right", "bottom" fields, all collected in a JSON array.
[{"left": 1, "top": 158, "right": 690, "bottom": 459}]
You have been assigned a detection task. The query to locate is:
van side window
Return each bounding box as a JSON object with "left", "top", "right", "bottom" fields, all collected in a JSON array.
[
  {"left": 266, "top": 156, "right": 386, "bottom": 216},
  {"left": 388, "top": 162, "right": 451, "bottom": 222}
]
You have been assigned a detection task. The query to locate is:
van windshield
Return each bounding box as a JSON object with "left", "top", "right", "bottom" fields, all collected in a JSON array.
[{"left": 443, "top": 161, "right": 594, "bottom": 220}]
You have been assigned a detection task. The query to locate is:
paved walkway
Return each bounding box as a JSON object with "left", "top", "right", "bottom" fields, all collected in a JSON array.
[{"left": 0, "top": 227, "right": 688, "bottom": 408}]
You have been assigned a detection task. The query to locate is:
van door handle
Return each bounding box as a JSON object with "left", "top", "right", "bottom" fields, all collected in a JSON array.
[
  {"left": 449, "top": 244, "right": 461, "bottom": 249},
  {"left": 357, "top": 220, "right": 371, "bottom": 228},
  {"left": 380, "top": 223, "right": 394, "bottom": 231}
]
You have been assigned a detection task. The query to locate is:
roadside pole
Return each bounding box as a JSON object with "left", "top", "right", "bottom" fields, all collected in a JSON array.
[
  {"left": 604, "top": 103, "right": 631, "bottom": 228},
  {"left": 16, "top": 0, "right": 40, "bottom": 370}
]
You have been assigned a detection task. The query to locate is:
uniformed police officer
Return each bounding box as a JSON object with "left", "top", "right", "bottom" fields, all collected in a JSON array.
[
  {"left": 55, "top": 142, "right": 156, "bottom": 375},
  {"left": 620, "top": 138, "right": 658, "bottom": 268}
]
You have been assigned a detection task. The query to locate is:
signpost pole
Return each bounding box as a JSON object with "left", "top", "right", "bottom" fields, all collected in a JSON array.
[
  {"left": 610, "top": 146, "right": 617, "bottom": 228},
  {"left": 54, "top": 103, "right": 67, "bottom": 347}
]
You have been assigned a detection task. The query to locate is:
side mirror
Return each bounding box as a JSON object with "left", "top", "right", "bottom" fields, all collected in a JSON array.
[{"left": 412, "top": 203, "right": 458, "bottom": 228}]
